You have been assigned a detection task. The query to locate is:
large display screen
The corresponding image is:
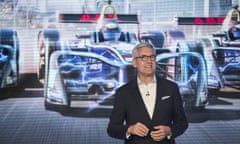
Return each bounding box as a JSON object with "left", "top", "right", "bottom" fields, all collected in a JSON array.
[{"left": 0, "top": 0, "right": 239, "bottom": 144}]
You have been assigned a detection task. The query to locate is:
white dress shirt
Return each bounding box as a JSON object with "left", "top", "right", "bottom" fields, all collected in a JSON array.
[{"left": 137, "top": 76, "right": 157, "bottom": 119}]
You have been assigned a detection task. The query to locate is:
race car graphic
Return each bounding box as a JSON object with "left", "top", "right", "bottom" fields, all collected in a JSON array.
[
  {"left": 177, "top": 5, "right": 240, "bottom": 94},
  {"left": 39, "top": 1, "right": 140, "bottom": 109},
  {"left": 211, "top": 5, "right": 240, "bottom": 92},
  {"left": 40, "top": 0, "right": 209, "bottom": 110},
  {"left": 0, "top": 29, "right": 19, "bottom": 89}
]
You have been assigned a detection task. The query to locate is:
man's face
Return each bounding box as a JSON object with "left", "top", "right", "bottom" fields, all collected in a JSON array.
[{"left": 132, "top": 46, "right": 156, "bottom": 77}]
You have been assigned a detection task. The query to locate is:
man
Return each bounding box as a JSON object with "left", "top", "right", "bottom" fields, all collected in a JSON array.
[{"left": 107, "top": 43, "right": 188, "bottom": 144}]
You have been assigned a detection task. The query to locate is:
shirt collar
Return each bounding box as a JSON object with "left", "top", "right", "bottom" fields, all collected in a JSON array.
[{"left": 137, "top": 75, "right": 156, "bottom": 85}]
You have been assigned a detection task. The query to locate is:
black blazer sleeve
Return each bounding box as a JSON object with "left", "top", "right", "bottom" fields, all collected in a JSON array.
[{"left": 107, "top": 87, "right": 129, "bottom": 139}]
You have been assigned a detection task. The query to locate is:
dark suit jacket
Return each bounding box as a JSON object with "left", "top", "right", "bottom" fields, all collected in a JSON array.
[{"left": 107, "top": 76, "right": 188, "bottom": 144}]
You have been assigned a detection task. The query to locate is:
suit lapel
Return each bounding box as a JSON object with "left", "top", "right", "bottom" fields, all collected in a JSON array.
[
  {"left": 130, "top": 77, "right": 165, "bottom": 121},
  {"left": 152, "top": 77, "right": 163, "bottom": 121},
  {"left": 131, "top": 79, "right": 152, "bottom": 121}
]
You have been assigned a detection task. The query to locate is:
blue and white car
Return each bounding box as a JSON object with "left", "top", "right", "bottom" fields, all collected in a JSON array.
[
  {"left": 210, "top": 6, "right": 240, "bottom": 93},
  {"left": 176, "top": 5, "right": 240, "bottom": 94},
  {"left": 40, "top": 1, "right": 210, "bottom": 110},
  {"left": 38, "top": 2, "right": 140, "bottom": 109}
]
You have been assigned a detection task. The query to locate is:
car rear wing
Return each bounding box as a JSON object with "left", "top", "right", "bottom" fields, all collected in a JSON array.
[
  {"left": 58, "top": 1, "right": 139, "bottom": 24},
  {"left": 177, "top": 5, "right": 240, "bottom": 30},
  {"left": 177, "top": 6, "right": 240, "bottom": 42},
  {"left": 177, "top": 17, "right": 225, "bottom": 25},
  {"left": 58, "top": 13, "right": 139, "bottom": 24}
]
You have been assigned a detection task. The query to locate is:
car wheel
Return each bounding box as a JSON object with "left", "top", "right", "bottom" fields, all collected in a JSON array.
[{"left": 37, "top": 29, "right": 60, "bottom": 82}]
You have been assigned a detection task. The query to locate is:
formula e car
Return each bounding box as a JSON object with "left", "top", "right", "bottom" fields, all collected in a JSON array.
[
  {"left": 209, "top": 5, "right": 240, "bottom": 93},
  {"left": 177, "top": 5, "right": 240, "bottom": 94},
  {"left": 38, "top": 1, "right": 140, "bottom": 109},
  {"left": 0, "top": 29, "right": 19, "bottom": 89},
  {"left": 40, "top": 0, "right": 209, "bottom": 110}
]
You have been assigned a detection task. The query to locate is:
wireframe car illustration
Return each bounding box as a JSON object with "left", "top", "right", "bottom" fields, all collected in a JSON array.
[{"left": 0, "top": 29, "right": 19, "bottom": 89}]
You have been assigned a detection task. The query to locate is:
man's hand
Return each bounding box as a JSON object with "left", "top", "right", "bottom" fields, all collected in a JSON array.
[
  {"left": 127, "top": 122, "right": 149, "bottom": 137},
  {"left": 150, "top": 125, "right": 171, "bottom": 141}
]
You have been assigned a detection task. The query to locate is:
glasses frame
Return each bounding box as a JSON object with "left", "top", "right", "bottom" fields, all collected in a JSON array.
[{"left": 134, "top": 55, "right": 156, "bottom": 62}]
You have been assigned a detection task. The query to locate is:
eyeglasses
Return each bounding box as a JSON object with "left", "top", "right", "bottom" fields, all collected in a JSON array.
[{"left": 134, "top": 55, "right": 156, "bottom": 61}]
